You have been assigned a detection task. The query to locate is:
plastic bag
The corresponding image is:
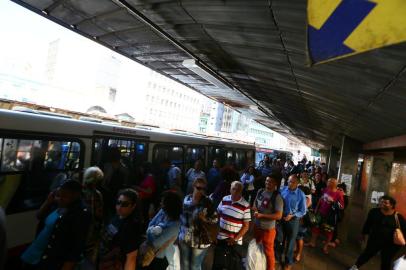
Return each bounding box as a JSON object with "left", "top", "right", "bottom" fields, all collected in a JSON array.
[
  {"left": 246, "top": 239, "right": 266, "bottom": 270},
  {"left": 166, "top": 244, "right": 180, "bottom": 270},
  {"left": 394, "top": 256, "right": 406, "bottom": 270}
]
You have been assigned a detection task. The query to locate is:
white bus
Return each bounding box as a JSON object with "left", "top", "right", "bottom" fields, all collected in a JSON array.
[{"left": 0, "top": 108, "right": 255, "bottom": 261}]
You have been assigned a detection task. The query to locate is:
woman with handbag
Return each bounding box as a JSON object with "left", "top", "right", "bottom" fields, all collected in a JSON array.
[
  {"left": 348, "top": 195, "right": 406, "bottom": 270},
  {"left": 307, "top": 178, "right": 344, "bottom": 254},
  {"left": 178, "top": 178, "right": 218, "bottom": 270},
  {"left": 98, "top": 189, "right": 143, "bottom": 270},
  {"left": 139, "top": 191, "right": 183, "bottom": 270}
]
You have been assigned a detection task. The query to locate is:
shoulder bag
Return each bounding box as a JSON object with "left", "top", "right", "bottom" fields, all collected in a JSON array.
[
  {"left": 137, "top": 236, "right": 177, "bottom": 267},
  {"left": 394, "top": 212, "right": 406, "bottom": 246}
]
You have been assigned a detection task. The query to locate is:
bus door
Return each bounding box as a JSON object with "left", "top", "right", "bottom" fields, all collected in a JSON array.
[
  {"left": 92, "top": 136, "right": 148, "bottom": 185},
  {"left": 208, "top": 146, "right": 226, "bottom": 169}
]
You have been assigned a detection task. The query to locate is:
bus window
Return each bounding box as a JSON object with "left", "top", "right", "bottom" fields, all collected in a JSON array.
[
  {"left": 153, "top": 145, "right": 184, "bottom": 171},
  {"left": 0, "top": 137, "right": 83, "bottom": 214},
  {"left": 246, "top": 150, "right": 255, "bottom": 166},
  {"left": 186, "top": 146, "right": 205, "bottom": 171},
  {"left": 225, "top": 150, "right": 234, "bottom": 166},
  {"left": 235, "top": 149, "right": 247, "bottom": 171},
  {"left": 91, "top": 137, "right": 148, "bottom": 179},
  {"left": 208, "top": 146, "right": 226, "bottom": 168}
]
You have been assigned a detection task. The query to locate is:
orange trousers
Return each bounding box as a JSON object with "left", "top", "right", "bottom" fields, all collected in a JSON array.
[{"left": 254, "top": 226, "right": 277, "bottom": 270}]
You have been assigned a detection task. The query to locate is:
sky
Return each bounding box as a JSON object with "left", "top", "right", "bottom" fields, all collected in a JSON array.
[{"left": 0, "top": 0, "right": 183, "bottom": 111}]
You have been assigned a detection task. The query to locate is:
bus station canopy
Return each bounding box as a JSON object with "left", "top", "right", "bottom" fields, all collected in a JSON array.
[{"left": 14, "top": 0, "right": 406, "bottom": 149}]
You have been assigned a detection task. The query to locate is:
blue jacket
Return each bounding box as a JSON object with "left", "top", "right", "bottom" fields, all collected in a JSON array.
[{"left": 147, "top": 209, "right": 180, "bottom": 258}]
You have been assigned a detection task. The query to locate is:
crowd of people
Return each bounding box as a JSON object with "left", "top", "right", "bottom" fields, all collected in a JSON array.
[{"left": 6, "top": 148, "right": 405, "bottom": 270}]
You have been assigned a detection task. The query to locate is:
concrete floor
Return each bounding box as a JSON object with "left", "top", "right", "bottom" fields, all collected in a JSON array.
[{"left": 202, "top": 235, "right": 385, "bottom": 270}]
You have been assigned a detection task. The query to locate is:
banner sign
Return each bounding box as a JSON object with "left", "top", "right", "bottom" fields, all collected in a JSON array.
[{"left": 307, "top": 0, "right": 406, "bottom": 64}]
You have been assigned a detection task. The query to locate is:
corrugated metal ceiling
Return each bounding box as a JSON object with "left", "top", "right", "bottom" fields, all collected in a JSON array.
[{"left": 13, "top": 0, "right": 406, "bottom": 149}]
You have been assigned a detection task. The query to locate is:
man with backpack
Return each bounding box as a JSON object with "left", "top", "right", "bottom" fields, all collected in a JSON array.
[{"left": 252, "top": 173, "right": 284, "bottom": 270}]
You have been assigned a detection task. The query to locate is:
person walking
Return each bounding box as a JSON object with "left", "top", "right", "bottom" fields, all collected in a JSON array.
[
  {"left": 253, "top": 173, "right": 283, "bottom": 270},
  {"left": 349, "top": 195, "right": 406, "bottom": 270},
  {"left": 280, "top": 175, "right": 307, "bottom": 270}
]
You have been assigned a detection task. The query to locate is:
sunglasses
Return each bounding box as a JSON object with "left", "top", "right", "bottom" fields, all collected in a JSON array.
[
  {"left": 116, "top": 200, "right": 132, "bottom": 207},
  {"left": 194, "top": 186, "right": 206, "bottom": 191}
]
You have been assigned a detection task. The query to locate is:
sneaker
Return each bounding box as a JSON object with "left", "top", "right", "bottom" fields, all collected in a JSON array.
[{"left": 348, "top": 266, "right": 359, "bottom": 270}]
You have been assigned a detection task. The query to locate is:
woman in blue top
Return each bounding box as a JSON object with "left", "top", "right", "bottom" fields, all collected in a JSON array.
[{"left": 142, "top": 191, "right": 183, "bottom": 270}]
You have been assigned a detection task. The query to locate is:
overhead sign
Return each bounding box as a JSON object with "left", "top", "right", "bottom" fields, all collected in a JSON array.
[{"left": 307, "top": 0, "right": 406, "bottom": 64}]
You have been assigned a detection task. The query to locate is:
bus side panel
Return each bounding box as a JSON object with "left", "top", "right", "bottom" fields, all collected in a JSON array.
[{"left": 6, "top": 211, "right": 37, "bottom": 248}]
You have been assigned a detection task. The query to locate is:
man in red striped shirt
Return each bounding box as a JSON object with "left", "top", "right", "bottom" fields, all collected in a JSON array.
[{"left": 213, "top": 181, "right": 250, "bottom": 269}]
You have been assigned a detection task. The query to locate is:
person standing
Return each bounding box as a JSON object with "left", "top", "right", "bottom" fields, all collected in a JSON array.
[
  {"left": 308, "top": 178, "right": 344, "bottom": 254},
  {"left": 167, "top": 162, "right": 182, "bottom": 194},
  {"left": 258, "top": 155, "right": 273, "bottom": 177},
  {"left": 207, "top": 159, "right": 222, "bottom": 195},
  {"left": 21, "top": 180, "right": 91, "bottom": 270},
  {"left": 349, "top": 195, "right": 406, "bottom": 270},
  {"left": 82, "top": 166, "right": 105, "bottom": 269},
  {"left": 134, "top": 162, "right": 157, "bottom": 227},
  {"left": 185, "top": 160, "right": 206, "bottom": 194},
  {"left": 253, "top": 174, "right": 283, "bottom": 270},
  {"left": 101, "top": 147, "right": 130, "bottom": 219},
  {"left": 312, "top": 172, "right": 326, "bottom": 209},
  {"left": 179, "top": 178, "right": 217, "bottom": 270},
  {"left": 143, "top": 191, "right": 183, "bottom": 270},
  {"left": 214, "top": 181, "right": 250, "bottom": 270},
  {"left": 210, "top": 166, "right": 238, "bottom": 208},
  {"left": 294, "top": 185, "right": 312, "bottom": 262},
  {"left": 240, "top": 165, "right": 256, "bottom": 204},
  {"left": 99, "top": 189, "right": 143, "bottom": 270},
  {"left": 299, "top": 171, "right": 315, "bottom": 194},
  {"left": 280, "top": 175, "right": 307, "bottom": 270}
]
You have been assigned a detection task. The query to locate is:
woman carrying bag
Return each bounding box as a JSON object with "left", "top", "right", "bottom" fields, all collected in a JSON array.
[
  {"left": 138, "top": 191, "right": 183, "bottom": 270},
  {"left": 308, "top": 178, "right": 344, "bottom": 254}
]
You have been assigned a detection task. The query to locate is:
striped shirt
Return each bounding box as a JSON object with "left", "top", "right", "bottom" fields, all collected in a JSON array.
[{"left": 217, "top": 195, "right": 251, "bottom": 245}]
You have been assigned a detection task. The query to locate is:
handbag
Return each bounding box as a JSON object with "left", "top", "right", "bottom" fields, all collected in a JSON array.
[
  {"left": 307, "top": 210, "right": 321, "bottom": 226},
  {"left": 200, "top": 220, "right": 219, "bottom": 244},
  {"left": 137, "top": 236, "right": 177, "bottom": 267},
  {"left": 394, "top": 212, "right": 406, "bottom": 246}
]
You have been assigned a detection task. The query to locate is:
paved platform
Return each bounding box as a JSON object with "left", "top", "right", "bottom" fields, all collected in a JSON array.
[{"left": 203, "top": 237, "right": 384, "bottom": 270}]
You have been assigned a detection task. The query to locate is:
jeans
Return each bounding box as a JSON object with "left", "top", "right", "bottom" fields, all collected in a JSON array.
[
  {"left": 179, "top": 241, "right": 208, "bottom": 270},
  {"left": 282, "top": 217, "right": 300, "bottom": 265}
]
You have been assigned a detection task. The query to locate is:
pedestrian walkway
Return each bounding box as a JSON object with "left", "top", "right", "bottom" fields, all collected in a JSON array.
[
  {"left": 203, "top": 240, "right": 383, "bottom": 270},
  {"left": 288, "top": 242, "right": 381, "bottom": 270}
]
